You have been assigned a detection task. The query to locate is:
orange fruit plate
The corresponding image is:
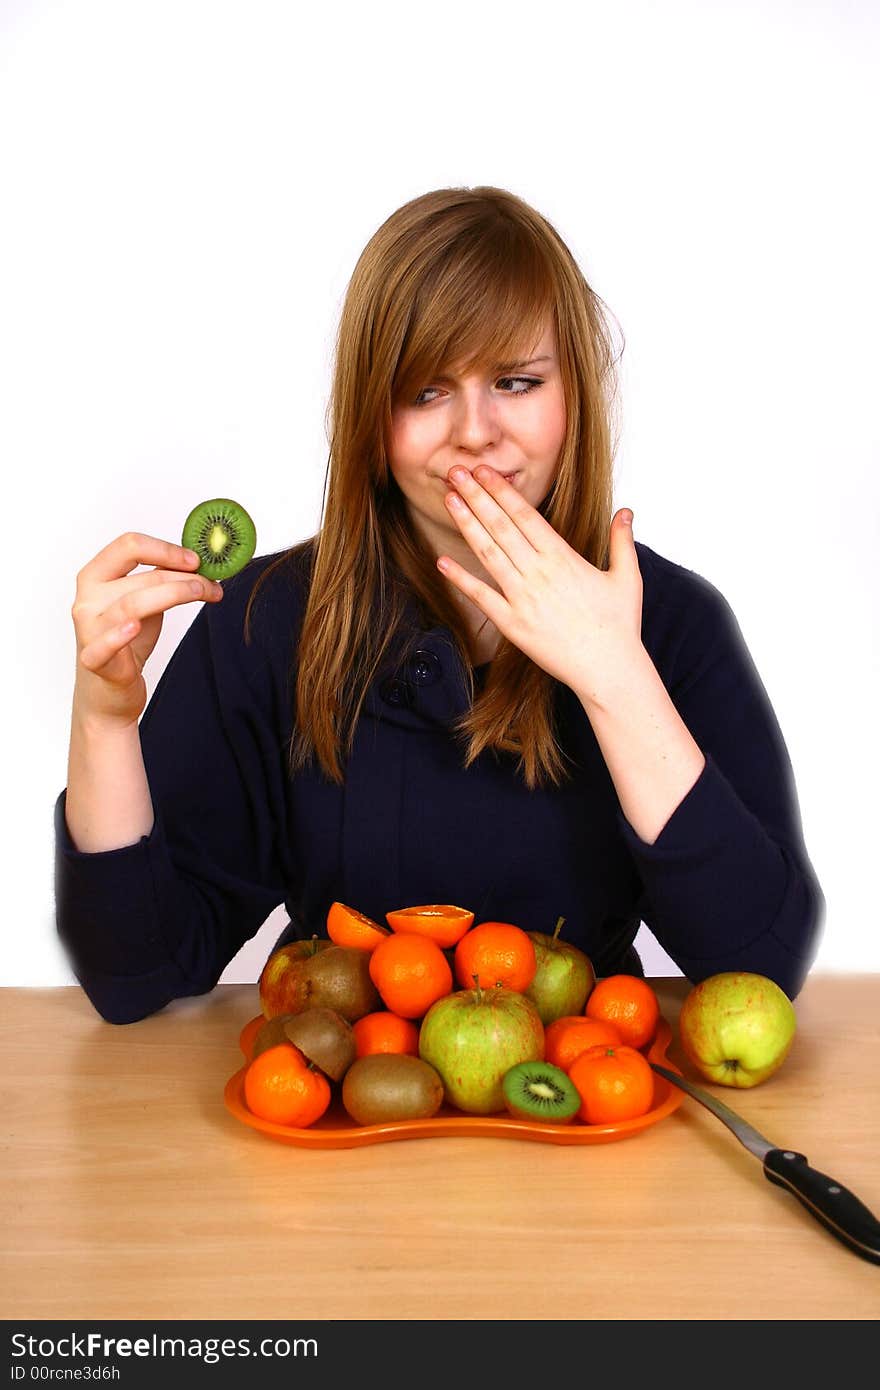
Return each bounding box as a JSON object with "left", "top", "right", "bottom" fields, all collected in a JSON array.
[{"left": 224, "top": 1015, "right": 685, "bottom": 1148}]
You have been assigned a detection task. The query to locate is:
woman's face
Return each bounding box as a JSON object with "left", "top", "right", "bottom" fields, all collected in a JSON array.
[{"left": 387, "top": 319, "right": 567, "bottom": 573}]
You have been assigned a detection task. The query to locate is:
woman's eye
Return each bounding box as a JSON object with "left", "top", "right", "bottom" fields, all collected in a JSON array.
[
  {"left": 413, "top": 377, "right": 543, "bottom": 407},
  {"left": 500, "top": 377, "right": 543, "bottom": 396}
]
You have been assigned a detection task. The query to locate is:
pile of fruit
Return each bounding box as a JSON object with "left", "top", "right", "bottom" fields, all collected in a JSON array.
[{"left": 242, "top": 903, "right": 669, "bottom": 1130}]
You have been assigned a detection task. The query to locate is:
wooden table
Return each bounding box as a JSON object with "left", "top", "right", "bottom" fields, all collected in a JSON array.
[{"left": 2, "top": 976, "right": 878, "bottom": 1321}]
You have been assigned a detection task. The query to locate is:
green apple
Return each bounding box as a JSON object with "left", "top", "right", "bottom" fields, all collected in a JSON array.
[
  {"left": 418, "top": 980, "right": 545, "bottom": 1115},
  {"left": 524, "top": 916, "right": 595, "bottom": 1024},
  {"left": 678, "top": 972, "right": 797, "bottom": 1088}
]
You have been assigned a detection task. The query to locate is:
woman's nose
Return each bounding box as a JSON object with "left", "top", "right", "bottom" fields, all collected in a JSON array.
[{"left": 449, "top": 386, "right": 502, "bottom": 450}]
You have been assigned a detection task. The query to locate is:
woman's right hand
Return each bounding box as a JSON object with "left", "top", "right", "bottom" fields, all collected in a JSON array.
[{"left": 71, "top": 533, "right": 224, "bottom": 729}]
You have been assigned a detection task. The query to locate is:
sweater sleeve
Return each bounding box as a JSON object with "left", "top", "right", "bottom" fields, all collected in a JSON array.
[
  {"left": 54, "top": 561, "right": 293, "bottom": 1024},
  {"left": 618, "top": 578, "right": 825, "bottom": 999}
]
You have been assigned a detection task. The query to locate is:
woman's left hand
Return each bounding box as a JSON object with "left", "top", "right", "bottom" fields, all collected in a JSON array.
[{"left": 439, "top": 463, "right": 645, "bottom": 703}]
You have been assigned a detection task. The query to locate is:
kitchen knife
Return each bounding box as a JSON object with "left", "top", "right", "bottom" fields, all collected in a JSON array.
[{"left": 651, "top": 1061, "right": 880, "bottom": 1265}]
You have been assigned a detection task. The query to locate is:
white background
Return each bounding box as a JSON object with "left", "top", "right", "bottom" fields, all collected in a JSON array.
[{"left": 1, "top": 0, "right": 877, "bottom": 986}]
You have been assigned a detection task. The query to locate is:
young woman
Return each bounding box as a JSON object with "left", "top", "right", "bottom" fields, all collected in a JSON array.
[{"left": 55, "top": 186, "right": 824, "bottom": 1024}]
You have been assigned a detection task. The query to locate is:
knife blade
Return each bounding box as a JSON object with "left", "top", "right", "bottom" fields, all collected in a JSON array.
[{"left": 651, "top": 1061, "right": 880, "bottom": 1265}]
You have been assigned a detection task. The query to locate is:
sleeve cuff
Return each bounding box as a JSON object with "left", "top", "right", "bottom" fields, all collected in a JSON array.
[
  {"left": 616, "top": 754, "right": 731, "bottom": 863},
  {"left": 54, "top": 789, "right": 186, "bottom": 977},
  {"left": 55, "top": 787, "right": 160, "bottom": 861},
  {"left": 614, "top": 754, "right": 790, "bottom": 960}
]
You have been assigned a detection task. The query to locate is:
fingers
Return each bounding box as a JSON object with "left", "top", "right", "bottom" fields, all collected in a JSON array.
[
  {"left": 445, "top": 465, "right": 555, "bottom": 560},
  {"left": 444, "top": 494, "right": 529, "bottom": 592},
  {"left": 609, "top": 508, "right": 637, "bottom": 562},
  {"left": 93, "top": 563, "right": 217, "bottom": 614},
  {"left": 607, "top": 510, "right": 643, "bottom": 608},
  {"left": 78, "top": 618, "right": 145, "bottom": 676},
  {"left": 80, "top": 533, "right": 201, "bottom": 585},
  {"left": 77, "top": 577, "right": 222, "bottom": 672},
  {"left": 432, "top": 555, "right": 509, "bottom": 633},
  {"left": 104, "top": 575, "right": 223, "bottom": 631}
]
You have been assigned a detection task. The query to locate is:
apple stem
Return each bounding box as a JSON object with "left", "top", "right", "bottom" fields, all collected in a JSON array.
[
  {"left": 472, "top": 973, "right": 483, "bottom": 1004},
  {"left": 552, "top": 916, "right": 566, "bottom": 943}
]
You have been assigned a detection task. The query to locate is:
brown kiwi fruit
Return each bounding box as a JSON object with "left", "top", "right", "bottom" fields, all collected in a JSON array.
[
  {"left": 251, "top": 1014, "right": 298, "bottom": 1059},
  {"left": 282, "top": 1007, "right": 356, "bottom": 1082},
  {"left": 341, "top": 1054, "right": 444, "bottom": 1126},
  {"left": 259, "top": 941, "right": 381, "bottom": 1023},
  {"left": 285, "top": 945, "right": 381, "bottom": 1022}
]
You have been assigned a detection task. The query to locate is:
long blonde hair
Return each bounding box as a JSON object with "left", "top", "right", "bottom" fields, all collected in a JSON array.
[{"left": 245, "top": 186, "right": 624, "bottom": 789}]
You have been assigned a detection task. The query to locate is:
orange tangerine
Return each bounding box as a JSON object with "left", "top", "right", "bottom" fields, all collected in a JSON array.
[
  {"left": 352, "top": 1011, "right": 421, "bottom": 1057},
  {"left": 568, "top": 1044, "right": 655, "bottom": 1124},
  {"left": 243, "top": 1042, "right": 332, "bottom": 1127},
  {"left": 454, "top": 921, "right": 536, "bottom": 993},
  {"left": 544, "top": 1016, "right": 623, "bottom": 1073},
  {"left": 369, "top": 933, "right": 453, "bottom": 1019},
  {"left": 585, "top": 975, "right": 660, "bottom": 1050}
]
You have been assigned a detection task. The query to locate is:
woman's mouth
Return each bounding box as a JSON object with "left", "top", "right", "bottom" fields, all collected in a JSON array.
[{"left": 438, "top": 469, "right": 521, "bottom": 488}]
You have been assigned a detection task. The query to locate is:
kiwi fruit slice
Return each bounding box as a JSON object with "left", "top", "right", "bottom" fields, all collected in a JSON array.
[
  {"left": 282, "top": 1007, "right": 356, "bottom": 1082},
  {"left": 181, "top": 498, "right": 257, "bottom": 580},
  {"left": 342, "top": 1054, "right": 444, "bottom": 1126},
  {"left": 502, "top": 1061, "right": 581, "bottom": 1124}
]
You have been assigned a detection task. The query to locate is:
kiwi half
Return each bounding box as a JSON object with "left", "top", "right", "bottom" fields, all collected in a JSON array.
[
  {"left": 251, "top": 1014, "right": 297, "bottom": 1060},
  {"left": 282, "top": 1007, "right": 356, "bottom": 1083},
  {"left": 181, "top": 498, "right": 257, "bottom": 580},
  {"left": 502, "top": 1061, "right": 581, "bottom": 1124}
]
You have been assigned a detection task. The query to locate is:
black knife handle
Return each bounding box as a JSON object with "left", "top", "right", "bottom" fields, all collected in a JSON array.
[{"left": 763, "top": 1148, "right": 880, "bottom": 1264}]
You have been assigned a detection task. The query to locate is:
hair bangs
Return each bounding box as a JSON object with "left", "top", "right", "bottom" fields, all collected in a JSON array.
[{"left": 392, "top": 232, "right": 556, "bottom": 409}]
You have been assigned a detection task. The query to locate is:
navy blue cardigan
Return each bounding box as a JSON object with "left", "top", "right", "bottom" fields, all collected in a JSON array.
[{"left": 54, "top": 539, "right": 825, "bottom": 1024}]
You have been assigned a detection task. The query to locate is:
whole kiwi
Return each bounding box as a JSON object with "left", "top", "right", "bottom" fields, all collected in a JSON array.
[
  {"left": 342, "top": 1054, "right": 445, "bottom": 1126},
  {"left": 289, "top": 945, "right": 382, "bottom": 1022},
  {"left": 282, "top": 1007, "right": 356, "bottom": 1082},
  {"left": 260, "top": 941, "right": 381, "bottom": 1023}
]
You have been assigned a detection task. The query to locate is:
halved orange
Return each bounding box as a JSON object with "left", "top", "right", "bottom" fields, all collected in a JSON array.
[
  {"left": 326, "top": 901, "right": 391, "bottom": 952},
  {"left": 385, "top": 904, "right": 475, "bottom": 949}
]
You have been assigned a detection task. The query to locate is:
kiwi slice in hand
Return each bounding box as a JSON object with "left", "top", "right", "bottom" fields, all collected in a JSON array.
[
  {"left": 181, "top": 498, "right": 257, "bottom": 580},
  {"left": 502, "top": 1061, "right": 582, "bottom": 1124}
]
